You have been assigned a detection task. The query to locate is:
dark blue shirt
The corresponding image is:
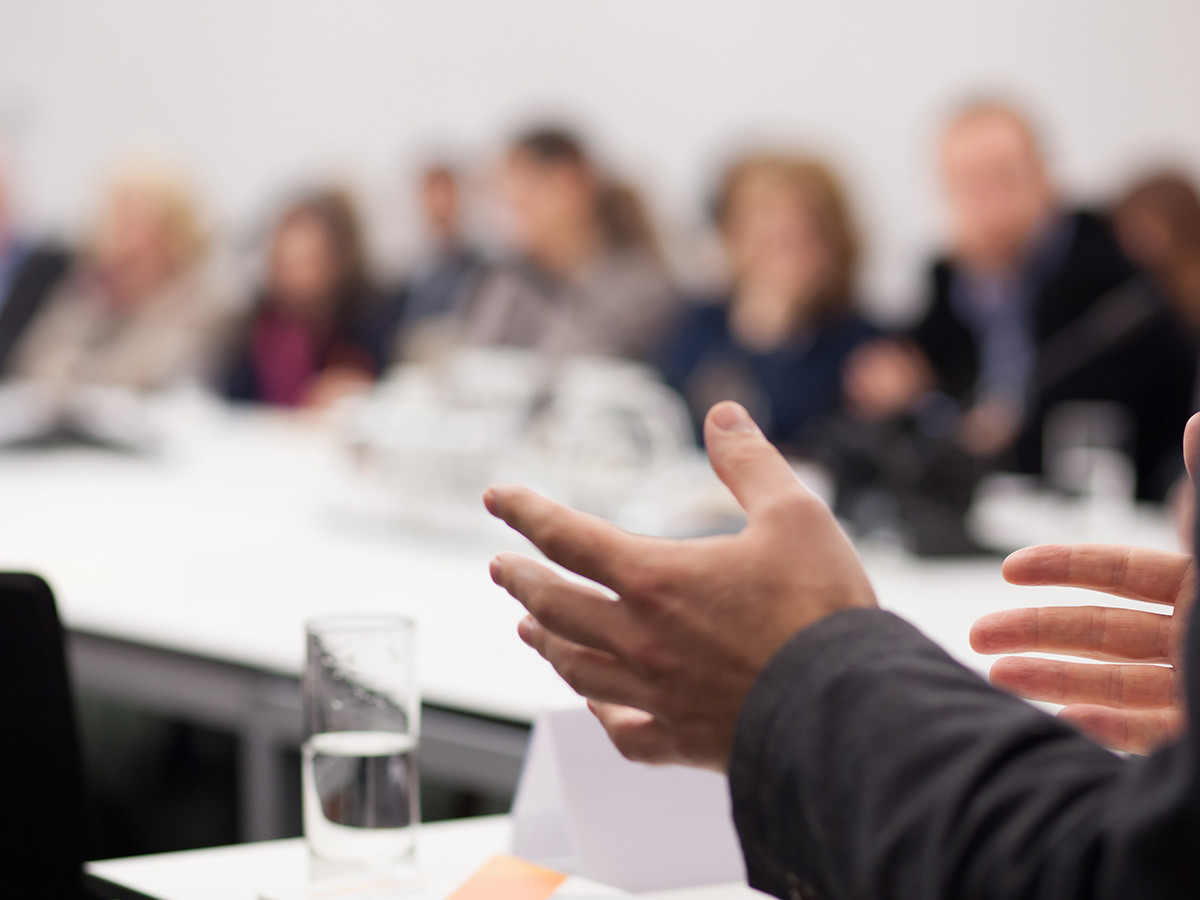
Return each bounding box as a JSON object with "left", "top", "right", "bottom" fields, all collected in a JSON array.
[{"left": 658, "top": 295, "right": 874, "bottom": 448}]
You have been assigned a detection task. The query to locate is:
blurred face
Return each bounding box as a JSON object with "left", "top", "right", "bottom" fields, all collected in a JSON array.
[
  {"left": 500, "top": 149, "right": 595, "bottom": 259},
  {"left": 421, "top": 171, "right": 460, "bottom": 241},
  {"left": 269, "top": 213, "right": 339, "bottom": 316},
  {"left": 94, "top": 185, "right": 179, "bottom": 282},
  {"left": 941, "top": 112, "right": 1054, "bottom": 272},
  {"left": 725, "top": 174, "right": 832, "bottom": 311}
]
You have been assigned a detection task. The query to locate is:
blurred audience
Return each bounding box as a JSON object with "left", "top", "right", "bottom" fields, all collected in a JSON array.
[
  {"left": 460, "top": 126, "right": 677, "bottom": 361},
  {"left": 224, "top": 189, "right": 378, "bottom": 407},
  {"left": 0, "top": 153, "right": 71, "bottom": 376},
  {"left": 841, "top": 100, "right": 1192, "bottom": 504},
  {"left": 13, "top": 163, "right": 229, "bottom": 397},
  {"left": 368, "top": 163, "right": 485, "bottom": 367},
  {"left": 658, "top": 153, "right": 873, "bottom": 450}
]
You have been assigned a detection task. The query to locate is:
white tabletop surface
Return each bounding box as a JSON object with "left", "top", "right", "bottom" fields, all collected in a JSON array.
[
  {"left": 0, "top": 402, "right": 582, "bottom": 722},
  {"left": 0, "top": 396, "right": 1180, "bottom": 725},
  {"left": 85, "top": 815, "right": 763, "bottom": 900}
]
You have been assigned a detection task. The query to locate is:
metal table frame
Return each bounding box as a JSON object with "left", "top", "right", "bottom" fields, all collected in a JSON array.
[{"left": 68, "top": 631, "right": 532, "bottom": 841}]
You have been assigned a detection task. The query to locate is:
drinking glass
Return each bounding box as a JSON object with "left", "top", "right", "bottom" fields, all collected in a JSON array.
[{"left": 302, "top": 615, "right": 419, "bottom": 876}]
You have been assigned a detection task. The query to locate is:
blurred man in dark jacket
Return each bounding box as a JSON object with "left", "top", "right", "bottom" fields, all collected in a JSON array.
[
  {"left": 844, "top": 101, "right": 1194, "bottom": 501},
  {"left": 366, "top": 163, "right": 485, "bottom": 367}
]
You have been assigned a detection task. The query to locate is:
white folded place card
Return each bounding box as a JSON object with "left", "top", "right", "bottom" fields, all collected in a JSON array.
[{"left": 511, "top": 708, "right": 745, "bottom": 893}]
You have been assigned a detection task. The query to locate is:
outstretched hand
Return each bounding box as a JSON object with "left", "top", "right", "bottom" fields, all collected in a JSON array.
[
  {"left": 485, "top": 401, "right": 876, "bottom": 772},
  {"left": 970, "top": 412, "right": 1200, "bottom": 754},
  {"left": 971, "top": 544, "right": 1192, "bottom": 753}
]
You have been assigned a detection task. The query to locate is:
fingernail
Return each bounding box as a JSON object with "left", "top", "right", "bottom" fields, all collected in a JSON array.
[
  {"left": 710, "top": 402, "right": 755, "bottom": 433},
  {"left": 482, "top": 488, "right": 497, "bottom": 513},
  {"left": 489, "top": 556, "right": 502, "bottom": 584},
  {"left": 517, "top": 616, "right": 534, "bottom": 643}
]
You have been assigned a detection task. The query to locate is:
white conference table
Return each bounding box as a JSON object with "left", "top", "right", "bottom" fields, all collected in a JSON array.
[
  {"left": 0, "top": 398, "right": 1179, "bottom": 840},
  {"left": 85, "top": 815, "right": 762, "bottom": 900}
]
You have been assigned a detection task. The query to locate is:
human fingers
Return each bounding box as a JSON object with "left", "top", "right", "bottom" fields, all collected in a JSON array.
[
  {"left": 490, "top": 553, "right": 630, "bottom": 656},
  {"left": 586, "top": 700, "right": 683, "bottom": 766},
  {"left": 517, "top": 618, "right": 654, "bottom": 711},
  {"left": 970, "top": 606, "right": 1172, "bottom": 663},
  {"left": 702, "top": 402, "right": 813, "bottom": 519},
  {"left": 1058, "top": 704, "right": 1185, "bottom": 755},
  {"left": 1001, "top": 544, "right": 1193, "bottom": 607},
  {"left": 988, "top": 656, "right": 1178, "bottom": 709},
  {"left": 484, "top": 485, "right": 634, "bottom": 590}
]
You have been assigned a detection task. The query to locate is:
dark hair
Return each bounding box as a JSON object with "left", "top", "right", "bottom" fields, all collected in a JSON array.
[
  {"left": 1115, "top": 171, "right": 1200, "bottom": 324},
  {"left": 272, "top": 187, "right": 372, "bottom": 325},
  {"left": 509, "top": 126, "right": 660, "bottom": 257},
  {"left": 512, "top": 127, "right": 588, "bottom": 168},
  {"left": 1116, "top": 171, "right": 1200, "bottom": 262}
]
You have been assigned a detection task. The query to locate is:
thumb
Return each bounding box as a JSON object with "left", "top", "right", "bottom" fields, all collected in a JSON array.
[{"left": 703, "top": 402, "right": 803, "bottom": 517}]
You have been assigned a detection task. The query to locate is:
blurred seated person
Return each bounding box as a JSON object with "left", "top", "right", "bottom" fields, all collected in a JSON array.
[
  {"left": 369, "top": 163, "right": 485, "bottom": 366},
  {"left": 658, "top": 153, "right": 873, "bottom": 450},
  {"left": 1114, "top": 170, "right": 1200, "bottom": 379},
  {"left": 14, "top": 163, "right": 229, "bottom": 398},
  {"left": 224, "top": 189, "right": 378, "bottom": 407},
  {"left": 0, "top": 151, "right": 71, "bottom": 376},
  {"left": 460, "top": 126, "right": 677, "bottom": 361},
  {"left": 842, "top": 100, "right": 1192, "bottom": 504},
  {"left": 1113, "top": 171, "right": 1200, "bottom": 527}
]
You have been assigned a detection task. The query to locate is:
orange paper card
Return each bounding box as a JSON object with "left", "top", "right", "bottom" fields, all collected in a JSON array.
[{"left": 445, "top": 855, "right": 568, "bottom": 900}]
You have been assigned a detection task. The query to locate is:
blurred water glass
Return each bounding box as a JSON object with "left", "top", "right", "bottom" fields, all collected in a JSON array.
[
  {"left": 1043, "top": 401, "right": 1136, "bottom": 501},
  {"left": 528, "top": 356, "right": 694, "bottom": 518},
  {"left": 302, "top": 615, "right": 419, "bottom": 878}
]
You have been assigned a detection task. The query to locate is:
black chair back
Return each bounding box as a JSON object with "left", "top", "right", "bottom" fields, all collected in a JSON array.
[{"left": 0, "top": 573, "right": 86, "bottom": 899}]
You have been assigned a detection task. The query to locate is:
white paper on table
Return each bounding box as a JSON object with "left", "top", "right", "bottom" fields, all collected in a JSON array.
[{"left": 511, "top": 708, "right": 745, "bottom": 893}]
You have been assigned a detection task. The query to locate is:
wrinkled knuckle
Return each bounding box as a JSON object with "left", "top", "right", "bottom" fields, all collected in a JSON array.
[
  {"left": 764, "top": 488, "right": 823, "bottom": 528},
  {"left": 554, "top": 650, "right": 582, "bottom": 689},
  {"left": 622, "top": 562, "right": 669, "bottom": 601},
  {"left": 537, "top": 525, "right": 567, "bottom": 561},
  {"left": 724, "top": 439, "right": 765, "bottom": 471},
  {"left": 627, "top": 635, "right": 669, "bottom": 676},
  {"left": 524, "top": 580, "right": 555, "bottom": 619}
]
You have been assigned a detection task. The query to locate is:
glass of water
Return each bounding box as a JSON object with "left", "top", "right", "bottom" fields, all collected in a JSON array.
[{"left": 302, "top": 614, "right": 419, "bottom": 876}]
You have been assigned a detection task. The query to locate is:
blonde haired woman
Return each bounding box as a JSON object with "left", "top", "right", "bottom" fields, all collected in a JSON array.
[
  {"left": 15, "top": 162, "right": 231, "bottom": 395},
  {"left": 659, "top": 152, "right": 873, "bottom": 448}
]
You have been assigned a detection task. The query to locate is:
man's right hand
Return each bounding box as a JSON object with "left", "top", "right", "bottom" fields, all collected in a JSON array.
[
  {"left": 485, "top": 401, "right": 877, "bottom": 773},
  {"left": 843, "top": 338, "right": 934, "bottom": 420}
]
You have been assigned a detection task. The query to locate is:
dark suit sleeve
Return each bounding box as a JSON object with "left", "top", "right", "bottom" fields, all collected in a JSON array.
[
  {"left": 729, "top": 607, "right": 1200, "bottom": 900},
  {"left": 0, "top": 245, "right": 71, "bottom": 376}
]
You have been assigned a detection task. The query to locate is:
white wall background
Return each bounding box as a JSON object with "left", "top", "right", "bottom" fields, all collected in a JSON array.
[{"left": 2, "top": 0, "right": 1199, "bottom": 319}]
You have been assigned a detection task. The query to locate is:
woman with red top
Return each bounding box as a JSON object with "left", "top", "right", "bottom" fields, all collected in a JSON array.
[{"left": 224, "top": 189, "right": 377, "bottom": 407}]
